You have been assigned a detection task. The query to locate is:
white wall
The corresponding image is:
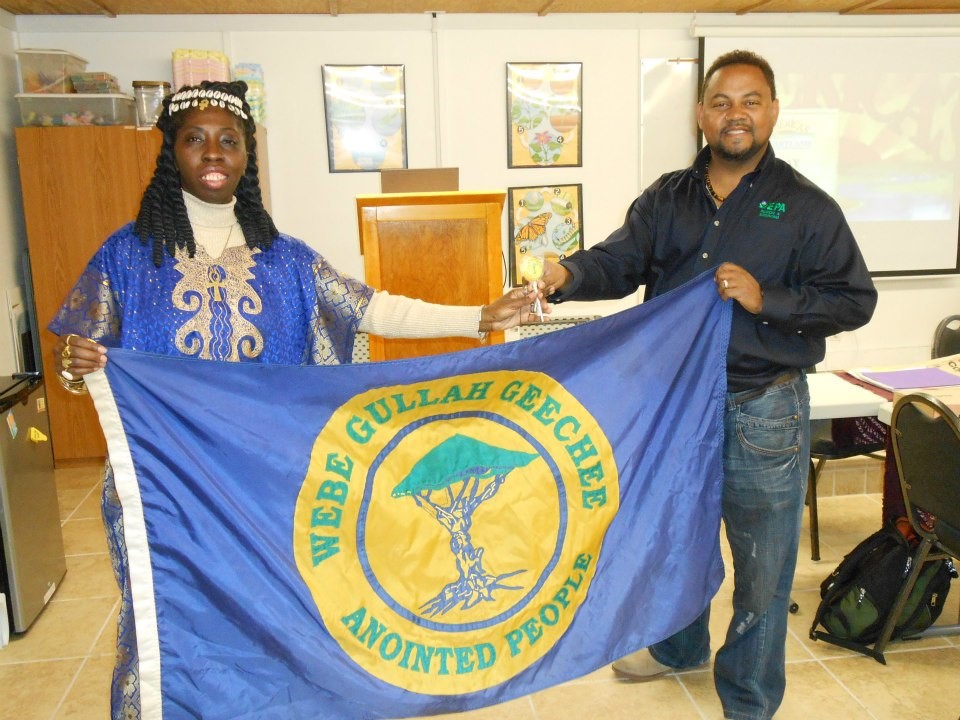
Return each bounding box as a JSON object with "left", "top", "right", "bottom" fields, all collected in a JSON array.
[{"left": 4, "top": 12, "right": 960, "bottom": 372}]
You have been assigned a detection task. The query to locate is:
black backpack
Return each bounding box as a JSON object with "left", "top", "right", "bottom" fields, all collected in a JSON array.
[{"left": 810, "top": 523, "right": 955, "bottom": 646}]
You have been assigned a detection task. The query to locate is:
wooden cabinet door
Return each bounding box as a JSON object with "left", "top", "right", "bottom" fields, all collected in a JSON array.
[
  {"left": 357, "top": 191, "right": 505, "bottom": 361},
  {"left": 16, "top": 126, "right": 162, "bottom": 465}
]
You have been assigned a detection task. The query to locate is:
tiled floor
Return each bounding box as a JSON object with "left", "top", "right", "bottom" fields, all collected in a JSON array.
[{"left": 2, "top": 462, "right": 958, "bottom": 720}]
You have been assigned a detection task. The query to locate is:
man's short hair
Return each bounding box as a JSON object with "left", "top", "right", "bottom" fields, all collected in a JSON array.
[{"left": 701, "top": 50, "right": 777, "bottom": 102}]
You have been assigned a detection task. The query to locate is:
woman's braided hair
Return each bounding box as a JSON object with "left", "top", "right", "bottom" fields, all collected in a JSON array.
[{"left": 134, "top": 79, "right": 278, "bottom": 267}]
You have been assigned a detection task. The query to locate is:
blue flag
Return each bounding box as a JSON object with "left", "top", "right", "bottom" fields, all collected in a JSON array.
[{"left": 86, "top": 271, "right": 731, "bottom": 720}]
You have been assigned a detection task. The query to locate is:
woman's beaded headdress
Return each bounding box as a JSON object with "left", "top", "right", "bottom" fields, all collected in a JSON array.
[{"left": 168, "top": 86, "right": 249, "bottom": 120}]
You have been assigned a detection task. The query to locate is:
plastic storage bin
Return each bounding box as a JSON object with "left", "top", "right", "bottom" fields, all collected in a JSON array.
[
  {"left": 16, "top": 93, "right": 136, "bottom": 127},
  {"left": 16, "top": 49, "right": 88, "bottom": 93}
]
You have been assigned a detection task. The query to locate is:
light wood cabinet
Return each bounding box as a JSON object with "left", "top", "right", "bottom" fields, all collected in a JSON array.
[
  {"left": 16, "top": 126, "right": 162, "bottom": 466},
  {"left": 16, "top": 124, "right": 271, "bottom": 466},
  {"left": 356, "top": 191, "right": 506, "bottom": 361}
]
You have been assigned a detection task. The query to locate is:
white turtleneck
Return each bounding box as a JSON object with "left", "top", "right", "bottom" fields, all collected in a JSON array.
[
  {"left": 182, "top": 191, "right": 245, "bottom": 259},
  {"left": 180, "top": 191, "right": 483, "bottom": 339}
]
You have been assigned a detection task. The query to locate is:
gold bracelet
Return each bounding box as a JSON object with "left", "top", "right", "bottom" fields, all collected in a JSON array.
[{"left": 57, "top": 371, "right": 88, "bottom": 396}]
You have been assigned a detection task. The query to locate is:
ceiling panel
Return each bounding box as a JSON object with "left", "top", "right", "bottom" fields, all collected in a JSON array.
[{"left": 0, "top": 0, "right": 958, "bottom": 15}]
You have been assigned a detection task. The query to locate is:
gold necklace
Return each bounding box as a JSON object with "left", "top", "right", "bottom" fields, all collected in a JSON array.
[
  {"left": 705, "top": 164, "right": 725, "bottom": 204},
  {"left": 209, "top": 223, "right": 235, "bottom": 259}
]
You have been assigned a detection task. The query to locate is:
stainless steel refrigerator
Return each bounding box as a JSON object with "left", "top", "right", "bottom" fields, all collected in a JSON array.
[{"left": 0, "top": 374, "right": 66, "bottom": 641}]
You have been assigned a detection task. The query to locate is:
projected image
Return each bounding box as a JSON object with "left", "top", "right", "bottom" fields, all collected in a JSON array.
[
  {"left": 775, "top": 72, "right": 955, "bottom": 225},
  {"left": 774, "top": 109, "right": 840, "bottom": 193}
]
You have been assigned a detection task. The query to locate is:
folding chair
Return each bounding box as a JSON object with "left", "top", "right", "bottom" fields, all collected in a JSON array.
[
  {"left": 932, "top": 315, "right": 960, "bottom": 359},
  {"left": 871, "top": 392, "right": 960, "bottom": 660}
]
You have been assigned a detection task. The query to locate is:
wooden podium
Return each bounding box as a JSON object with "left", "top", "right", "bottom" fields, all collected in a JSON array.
[{"left": 356, "top": 191, "right": 506, "bottom": 361}]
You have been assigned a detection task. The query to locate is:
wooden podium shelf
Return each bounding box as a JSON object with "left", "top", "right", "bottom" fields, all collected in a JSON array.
[{"left": 357, "top": 191, "right": 506, "bottom": 362}]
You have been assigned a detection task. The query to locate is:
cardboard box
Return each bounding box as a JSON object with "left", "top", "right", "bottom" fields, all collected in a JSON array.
[
  {"left": 16, "top": 49, "right": 87, "bottom": 93},
  {"left": 929, "top": 353, "right": 960, "bottom": 376},
  {"left": 380, "top": 168, "right": 459, "bottom": 193}
]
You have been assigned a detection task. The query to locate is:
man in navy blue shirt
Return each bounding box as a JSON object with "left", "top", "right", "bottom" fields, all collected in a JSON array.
[{"left": 542, "top": 50, "right": 877, "bottom": 720}]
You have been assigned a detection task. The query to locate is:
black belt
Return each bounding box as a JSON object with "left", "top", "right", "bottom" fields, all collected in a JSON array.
[{"left": 731, "top": 369, "right": 802, "bottom": 406}]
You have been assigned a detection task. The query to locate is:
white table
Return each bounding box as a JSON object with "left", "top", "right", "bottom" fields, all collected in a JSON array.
[
  {"left": 807, "top": 372, "right": 887, "bottom": 421},
  {"left": 877, "top": 402, "right": 894, "bottom": 425}
]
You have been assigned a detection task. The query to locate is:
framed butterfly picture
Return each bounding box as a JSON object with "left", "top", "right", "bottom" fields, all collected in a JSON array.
[
  {"left": 507, "top": 184, "right": 584, "bottom": 287},
  {"left": 506, "top": 62, "right": 582, "bottom": 168}
]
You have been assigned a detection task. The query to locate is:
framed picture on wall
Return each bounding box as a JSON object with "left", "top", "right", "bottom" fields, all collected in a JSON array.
[
  {"left": 506, "top": 62, "right": 582, "bottom": 168},
  {"left": 507, "top": 184, "right": 583, "bottom": 287},
  {"left": 321, "top": 64, "right": 408, "bottom": 173}
]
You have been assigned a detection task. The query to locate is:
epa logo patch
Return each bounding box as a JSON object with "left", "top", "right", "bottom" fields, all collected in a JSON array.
[
  {"left": 758, "top": 200, "right": 786, "bottom": 219},
  {"left": 294, "top": 370, "right": 619, "bottom": 694}
]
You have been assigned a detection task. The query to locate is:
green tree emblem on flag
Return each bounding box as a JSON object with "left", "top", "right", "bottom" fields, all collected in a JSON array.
[{"left": 391, "top": 434, "right": 539, "bottom": 617}]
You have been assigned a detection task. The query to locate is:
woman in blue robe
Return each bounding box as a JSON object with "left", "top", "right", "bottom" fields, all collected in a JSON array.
[{"left": 48, "top": 80, "right": 537, "bottom": 719}]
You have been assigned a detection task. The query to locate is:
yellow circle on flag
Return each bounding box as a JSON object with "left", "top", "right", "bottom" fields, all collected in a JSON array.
[{"left": 293, "top": 370, "right": 618, "bottom": 694}]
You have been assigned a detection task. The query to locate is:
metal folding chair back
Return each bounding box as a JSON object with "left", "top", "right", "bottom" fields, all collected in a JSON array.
[
  {"left": 932, "top": 314, "right": 960, "bottom": 360},
  {"left": 871, "top": 392, "right": 960, "bottom": 659},
  {"left": 892, "top": 393, "right": 960, "bottom": 557}
]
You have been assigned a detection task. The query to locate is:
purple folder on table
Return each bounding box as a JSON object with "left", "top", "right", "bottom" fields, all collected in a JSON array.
[{"left": 856, "top": 366, "right": 960, "bottom": 392}]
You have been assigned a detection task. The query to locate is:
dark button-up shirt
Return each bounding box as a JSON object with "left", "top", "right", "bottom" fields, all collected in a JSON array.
[{"left": 555, "top": 145, "right": 878, "bottom": 392}]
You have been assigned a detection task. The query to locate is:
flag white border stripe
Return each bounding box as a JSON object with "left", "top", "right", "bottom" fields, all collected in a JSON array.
[{"left": 86, "top": 370, "right": 163, "bottom": 720}]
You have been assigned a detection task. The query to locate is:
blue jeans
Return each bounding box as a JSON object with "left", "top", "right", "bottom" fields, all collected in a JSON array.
[{"left": 650, "top": 373, "right": 810, "bottom": 720}]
